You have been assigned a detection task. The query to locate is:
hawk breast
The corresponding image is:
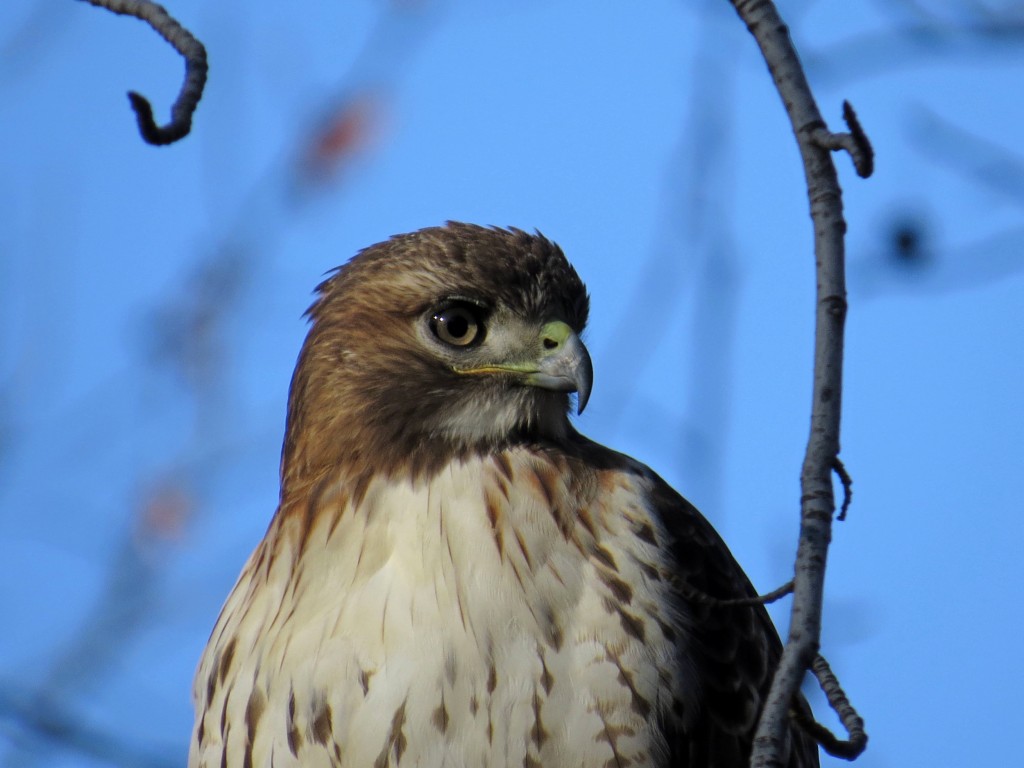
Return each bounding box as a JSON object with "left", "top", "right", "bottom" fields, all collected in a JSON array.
[{"left": 190, "top": 447, "right": 690, "bottom": 768}]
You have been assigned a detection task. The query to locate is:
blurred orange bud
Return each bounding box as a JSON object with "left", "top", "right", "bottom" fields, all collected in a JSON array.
[
  {"left": 137, "top": 482, "right": 194, "bottom": 545},
  {"left": 298, "top": 92, "right": 387, "bottom": 185}
]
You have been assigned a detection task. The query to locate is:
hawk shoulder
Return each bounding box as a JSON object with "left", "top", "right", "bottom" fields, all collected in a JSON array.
[{"left": 571, "top": 435, "right": 819, "bottom": 768}]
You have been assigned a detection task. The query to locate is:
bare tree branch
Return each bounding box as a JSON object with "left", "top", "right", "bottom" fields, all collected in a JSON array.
[
  {"left": 79, "top": 0, "right": 207, "bottom": 145},
  {"left": 724, "top": 1, "right": 871, "bottom": 765}
]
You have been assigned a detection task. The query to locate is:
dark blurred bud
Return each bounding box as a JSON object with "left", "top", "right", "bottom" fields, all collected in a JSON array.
[{"left": 888, "top": 214, "right": 930, "bottom": 269}]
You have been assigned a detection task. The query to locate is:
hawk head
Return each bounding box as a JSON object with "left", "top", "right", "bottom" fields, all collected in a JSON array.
[{"left": 281, "top": 222, "right": 591, "bottom": 490}]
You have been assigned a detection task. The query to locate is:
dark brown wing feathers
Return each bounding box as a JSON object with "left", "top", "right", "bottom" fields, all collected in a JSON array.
[
  {"left": 565, "top": 431, "right": 818, "bottom": 768},
  {"left": 646, "top": 475, "right": 819, "bottom": 768}
]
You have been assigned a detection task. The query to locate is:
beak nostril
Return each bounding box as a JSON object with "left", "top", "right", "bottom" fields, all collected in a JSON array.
[{"left": 543, "top": 337, "right": 559, "bottom": 350}]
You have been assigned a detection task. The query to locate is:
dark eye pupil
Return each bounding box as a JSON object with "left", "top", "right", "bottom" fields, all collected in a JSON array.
[
  {"left": 430, "top": 304, "right": 483, "bottom": 347},
  {"left": 445, "top": 314, "right": 469, "bottom": 338}
]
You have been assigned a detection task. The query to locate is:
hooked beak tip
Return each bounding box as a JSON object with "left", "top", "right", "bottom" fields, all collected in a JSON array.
[{"left": 575, "top": 352, "right": 593, "bottom": 415}]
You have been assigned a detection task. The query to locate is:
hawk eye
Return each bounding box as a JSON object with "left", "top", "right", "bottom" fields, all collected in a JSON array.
[{"left": 430, "top": 304, "right": 484, "bottom": 347}]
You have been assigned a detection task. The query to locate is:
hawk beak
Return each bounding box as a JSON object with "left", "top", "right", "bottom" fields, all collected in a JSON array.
[
  {"left": 455, "top": 321, "right": 594, "bottom": 415},
  {"left": 524, "top": 321, "right": 593, "bottom": 415}
]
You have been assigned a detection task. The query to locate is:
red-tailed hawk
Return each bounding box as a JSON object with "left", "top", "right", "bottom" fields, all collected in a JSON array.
[{"left": 189, "top": 223, "right": 818, "bottom": 768}]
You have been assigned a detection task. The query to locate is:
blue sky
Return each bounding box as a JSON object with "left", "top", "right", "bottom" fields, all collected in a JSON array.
[{"left": 2, "top": 1, "right": 1023, "bottom": 766}]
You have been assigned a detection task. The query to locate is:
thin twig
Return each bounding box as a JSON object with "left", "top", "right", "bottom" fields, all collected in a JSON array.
[
  {"left": 79, "top": 0, "right": 207, "bottom": 145},
  {"left": 679, "top": 579, "right": 794, "bottom": 608},
  {"left": 724, "top": 1, "right": 871, "bottom": 765},
  {"left": 791, "top": 655, "right": 868, "bottom": 760}
]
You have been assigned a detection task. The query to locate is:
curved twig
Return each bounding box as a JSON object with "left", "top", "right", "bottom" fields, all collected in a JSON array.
[
  {"left": 724, "top": 1, "right": 872, "bottom": 766},
  {"left": 792, "top": 655, "right": 868, "bottom": 760},
  {"left": 80, "top": 0, "right": 207, "bottom": 145}
]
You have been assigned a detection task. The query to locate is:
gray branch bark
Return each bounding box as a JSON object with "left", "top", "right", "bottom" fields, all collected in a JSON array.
[{"left": 724, "top": 1, "right": 872, "bottom": 765}]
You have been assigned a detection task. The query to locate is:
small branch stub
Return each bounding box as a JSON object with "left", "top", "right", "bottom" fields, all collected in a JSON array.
[
  {"left": 812, "top": 101, "right": 875, "bottom": 179},
  {"left": 81, "top": 0, "right": 208, "bottom": 145},
  {"left": 832, "top": 457, "right": 853, "bottom": 521}
]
